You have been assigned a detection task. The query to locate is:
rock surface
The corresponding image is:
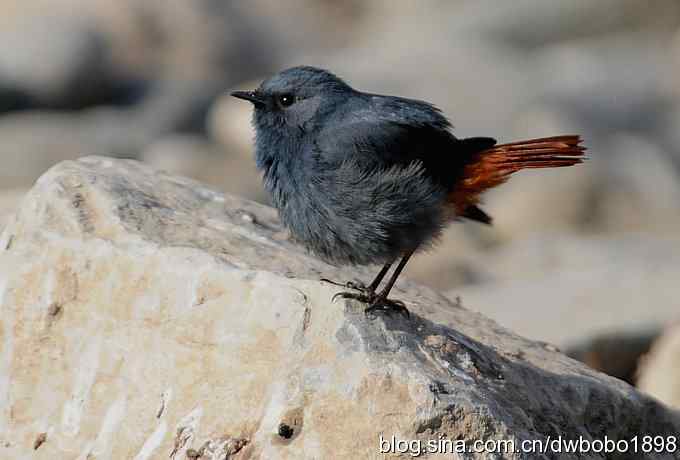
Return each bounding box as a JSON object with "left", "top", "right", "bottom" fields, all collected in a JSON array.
[
  {"left": 0, "top": 188, "right": 26, "bottom": 231},
  {"left": 0, "top": 157, "right": 678, "bottom": 459}
]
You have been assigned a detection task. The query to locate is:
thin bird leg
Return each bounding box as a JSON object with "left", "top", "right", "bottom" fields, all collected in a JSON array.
[
  {"left": 322, "top": 261, "right": 393, "bottom": 293},
  {"left": 376, "top": 253, "right": 413, "bottom": 299},
  {"left": 364, "top": 250, "right": 414, "bottom": 317},
  {"left": 367, "top": 261, "right": 393, "bottom": 291},
  {"left": 333, "top": 251, "right": 414, "bottom": 318}
]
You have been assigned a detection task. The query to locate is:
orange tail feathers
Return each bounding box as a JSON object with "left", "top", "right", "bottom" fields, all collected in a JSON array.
[
  {"left": 449, "top": 135, "right": 586, "bottom": 220},
  {"left": 481, "top": 135, "right": 586, "bottom": 172}
]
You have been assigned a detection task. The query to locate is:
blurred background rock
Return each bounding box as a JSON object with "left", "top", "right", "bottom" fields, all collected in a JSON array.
[{"left": 0, "top": 0, "right": 679, "bottom": 402}]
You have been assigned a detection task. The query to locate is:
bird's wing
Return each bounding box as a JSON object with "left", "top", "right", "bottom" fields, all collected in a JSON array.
[
  {"left": 315, "top": 119, "right": 433, "bottom": 168},
  {"left": 315, "top": 97, "right": 452, "bottom": 168},
  {"left": 314, "top": 95, "right": 494, "bottom": 189}
]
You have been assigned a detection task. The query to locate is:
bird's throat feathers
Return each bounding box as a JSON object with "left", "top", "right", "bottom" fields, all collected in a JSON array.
[{"left": 254, "top": 127, "right": 307, "bottom": 207}]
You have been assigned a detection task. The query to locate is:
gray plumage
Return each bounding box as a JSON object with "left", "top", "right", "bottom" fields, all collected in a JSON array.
[{"left": 237, "top": 66, "right": 471, "bottom": 265}]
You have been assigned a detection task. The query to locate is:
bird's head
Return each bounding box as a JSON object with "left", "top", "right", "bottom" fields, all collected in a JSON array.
[{"left": 231, "top": 66, "right": 353, "bottom": 135}]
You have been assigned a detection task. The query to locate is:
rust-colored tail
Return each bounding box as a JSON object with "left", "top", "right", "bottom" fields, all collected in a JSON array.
[
  {"left": 449, "top": 135, "right": 586, "bottom": 223},
  {"left": 480, "top": 135, "right": 586, "bottom": 171}
]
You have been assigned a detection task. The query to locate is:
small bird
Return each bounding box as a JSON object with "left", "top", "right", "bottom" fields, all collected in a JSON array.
[{"left": 232, "top": 66, "right": 585, "bottom": 317}]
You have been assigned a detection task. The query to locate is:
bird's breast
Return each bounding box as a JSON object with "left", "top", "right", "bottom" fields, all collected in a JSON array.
[{"left": 260, "top": 154, "right": 448, "bottom": 266}]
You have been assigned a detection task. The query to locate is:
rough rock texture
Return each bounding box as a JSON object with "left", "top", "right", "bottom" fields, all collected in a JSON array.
[
  {"left": 0, "top": 188, "right": 26, "bottom": 231},
  {"left": 638, "top": 324, "right": 680, "bottom": 409},
  {"left": 0, "top": 157, "right": 679, "bottom": 459}
]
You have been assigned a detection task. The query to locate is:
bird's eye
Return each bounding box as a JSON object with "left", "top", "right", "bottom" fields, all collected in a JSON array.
[{"left": 277, "top": 94, "right": 295, "bottom": 108}]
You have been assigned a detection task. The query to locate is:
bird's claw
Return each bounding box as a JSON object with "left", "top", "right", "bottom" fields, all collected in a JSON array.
[
  {"left": 321, "top": 278, "right": 368, "bottom": 292},
  {"left": 364, "top": 298, "right": 410, "bottom": 318},
  {"left": 332, "top": 291, "right": 370, "bottom": 303},
  {"left": 345, "top": 280, "right": 368, "bottom": 291},
  {"left": 332, "top": 291, "right": 410, "bottom": 318}
]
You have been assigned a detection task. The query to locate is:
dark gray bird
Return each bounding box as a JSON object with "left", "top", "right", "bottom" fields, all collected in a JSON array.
[{"left": 232, "top": 66, "right": 585, "bottom": 316}]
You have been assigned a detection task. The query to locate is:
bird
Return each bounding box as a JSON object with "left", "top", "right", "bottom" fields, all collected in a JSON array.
[{"left": 232, "top": 66, "right": 585, "bottom": 317}]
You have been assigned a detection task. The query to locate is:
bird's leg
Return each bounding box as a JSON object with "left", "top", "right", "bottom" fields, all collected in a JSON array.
[
  {"left": 322, "top": 261, "right": 393, "bottom": 293},
  {"left": 365, "top": 262, "right": 394, "bottom": 292},
  {"left": 333, "top": 251, "right": 414, "bottom": 318},
  {"left": 364, "top": 251, "right": 414, "bottom": 318}
]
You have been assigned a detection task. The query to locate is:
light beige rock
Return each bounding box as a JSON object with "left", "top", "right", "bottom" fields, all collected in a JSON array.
[
  {"left": 0, "top": 157, "right": 678, "bottom": 459},
  {"left": 638, "top": 323, "right": 680, "bottom": 408},
  {"left": 0, "top": 188, "right": 26, "bottom": 231}
]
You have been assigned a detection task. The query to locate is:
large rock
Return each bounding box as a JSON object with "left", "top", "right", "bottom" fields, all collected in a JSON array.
[
  {"left": 0, "top": 188, "right": 26, "bottom": 231},
  {"left": 0, "top": 157, "right": 678, "bottom": 459}
]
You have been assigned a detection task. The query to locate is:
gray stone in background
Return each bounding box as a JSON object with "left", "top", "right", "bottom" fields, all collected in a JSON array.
[
  {"left": 0, "top": 157, "right": 678, "bottom": 459},
  {"left": 638, "top": 324, "right": 680, "bottom": 409},
  {"left": 568, "top": 328, "right": 659, "bottom": 385},
  {"left": 0, "top": 0, "right": 283, "bottom": 188},
  {"left": 447, "top": 234, "right": 680, "bottom": 348},
  {"left": 0, "top": 13, "right": 113, "bottom": 109}
]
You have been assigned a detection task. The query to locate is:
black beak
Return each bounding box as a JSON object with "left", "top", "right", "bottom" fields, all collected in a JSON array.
[{"left": 230, "top": 90, "right": 265, "bottom": 107}]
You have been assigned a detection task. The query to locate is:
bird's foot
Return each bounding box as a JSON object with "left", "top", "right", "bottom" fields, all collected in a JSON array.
[
  {"left": 332, "top": 291, "right": 410, "bottom": 318},
  {"left": 365, "top": 297, "right": 410, "bottom": 318},
  {"left": 321, "top": 278, "right": 369, "bottom": 292}
]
